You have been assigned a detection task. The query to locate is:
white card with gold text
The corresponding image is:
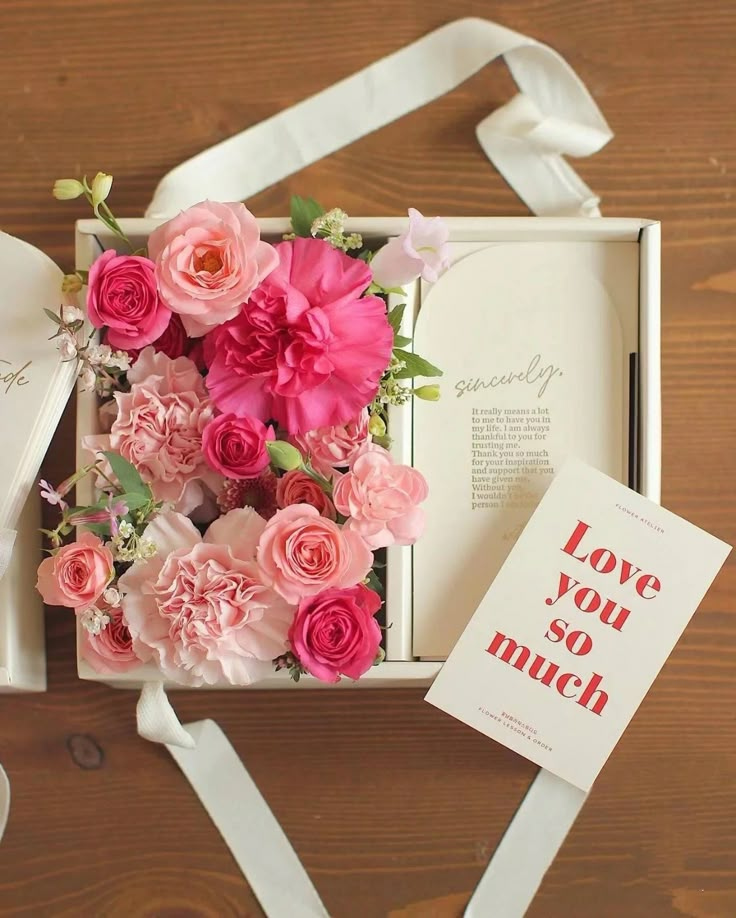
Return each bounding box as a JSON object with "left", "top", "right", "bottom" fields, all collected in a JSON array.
[{"left": 425, "top": 459, "right": 731, "bottom": 791}]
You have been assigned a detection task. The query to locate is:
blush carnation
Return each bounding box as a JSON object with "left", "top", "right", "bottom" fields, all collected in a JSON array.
[
  {"left": 205, "top": 237, "right": 394, "bottom": 434},
  {"left": 294, "top": 410, "right": 371, "bottom": 476},
  {"left": 202, "top": 413, "right": 274, "bottom": 479},
  {"left": 82, "top": 607, "right": 142, "bottom": 675},
  {"left": 289, "top": 584, "right": 382, "bottom": 683},
  {"left": 36, "top": 532, "right": 114, "bottom": 609},
  {"left": 257, "top": 503, "right": 372, "bottom": 604},
  {"left": 148, "top": 200, "right": 278, "bottom": 336},
  {"left": 87, "top": 250, "right": 171, "bottom": 349},
  {"left": 332, "top": 445, "right": 429, "bottom": 549},
  {"left": 118, "top": 509, "right": 295, "bottom": 686},
  {"left": 276, "top": 470, "right": 336, "bottom": 520}
]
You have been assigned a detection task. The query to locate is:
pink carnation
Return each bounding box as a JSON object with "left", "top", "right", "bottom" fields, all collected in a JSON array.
[
  {"left": 205, "top": 237, "right": 394, "bottom": 435},
  {"left": 118, "top": 508, "right": 295, "bottom": 686},
  {"left": 36, "top": 532, "right": 114, "bottom": 609},
  {"left": 82, "top": 607, "right": 142, "bottom": 675},
  {"left": 333, "top": 446, "right": 428, "bottom": 549},
  {"left": 148, "top": 200, "right": 278, "bottom": 337},
  {"left": 83, "top": 348, "right": 222, "bottom": 515},
  {"left": 294, "top": 410, "right": 371, "bottom": 476}
]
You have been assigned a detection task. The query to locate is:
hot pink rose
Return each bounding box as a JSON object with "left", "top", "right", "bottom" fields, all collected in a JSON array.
[
  {"left": 202, "top": 413, "right": 274, "bottom": 479},
  {"left": 88, "top": 250, "right": 172, "bottom": 349},
  {"left": 148, "top": 200, "right": 278, "bottom": 337},
  {"left": 276, "top": 470, "right": 336, "bottom": 520},
  {"left": 115, "top": 313, "right": 190, "bottom": 365},
  {"left": 83, "top": 348, "right": 222, "bottom": 515},
  {"left": 294, "top": 410, "right": 371, "bottom": 476},
  {"left": 119, "top": 508, "right": 295, "bottom": 686},
  {"left": 257, "top": 504, "right": 372, "bottom": 604},
  {"left": 333, "top": 446, "right": 428, "bottom": 549},
  {"left": 289, "top": 584, "right": 382, "bottom": 683},
  {"left": 82, "top": 607, "right": 142, "bottom": 675},
  {"left": 36, "top": 532, "right": 114, "bottom": 608},
  {"left": 205, "top": 237, "right": 393, "bottom": 434}
]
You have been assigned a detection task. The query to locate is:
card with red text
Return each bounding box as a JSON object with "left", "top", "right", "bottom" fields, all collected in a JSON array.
[{"left": 425, "top": 458, "right": 732, "bottom": 791}]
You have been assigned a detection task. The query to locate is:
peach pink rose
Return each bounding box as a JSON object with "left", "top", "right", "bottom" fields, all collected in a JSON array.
[
  {"left": 257, "top": 504, "right": 372, "bottom": 604},
  {"left": 36, "top": 532, "right": 114, "bottom": 608},
  {"left": 148, "top": 200, "right": 278, "bottom": 337},
  {"left": 119, "top": 508, "right": 295, "bottom": 686},
  {"left": 332, "top": 446, "right": 428, "bottom": 549},
  {"left": 82, "top": 607, "right": 141, "bottom": 675},
  {"left": 289, "top": 584, "right": 382, "bottom": 683},
  {"left": 83, "top": 348, "right": 222, "bottom": 515},
  {"left": 276, "top": 470, "right": 336, "bottom": 520},
  {"left": 294, "top": 410, "right": 371, "bottom": 477}
]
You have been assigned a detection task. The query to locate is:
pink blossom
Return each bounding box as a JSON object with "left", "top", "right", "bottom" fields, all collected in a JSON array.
[
  {"left": 118, "top": 508, "right": 295, "bottom": 686},
  {"left": 36, "top": 532, "right": 114, "bottom": 608},
  {"left": 370, "top": 208, "right": 450, "bottom": 289},
  {"left": 148, "top": 200, "right": 278, "bottom": 336},
  {"left": 205, "top": 237, "right": 394, "bottom": 434},
  {"left": 202, "top": 413, "right": 274, "bottom": 480},
  {"left": 39, "top": 479, "right": 68, "bottom": 511},
  {"left": 82, "top": 607, "right": 142, "bottom": 675},
  {"left": 332, "top": 445, "right": 428, "bottom": 549},
  {"left": 289, "top": 584, "right": 382, "bottom": 683},
  {"left": 257, "top": 503, "right": 372, "bottom": 604},
  {"left": 294, "top": 410, "right": 371, "bottom": 476},
  {"left": 276, "top": 470, "right": 336, "bottom": 520}
]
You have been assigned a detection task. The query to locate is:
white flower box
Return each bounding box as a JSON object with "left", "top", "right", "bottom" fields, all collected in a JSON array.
[{"left": 74, "top": 215, "right": 661, "bottom": 689}]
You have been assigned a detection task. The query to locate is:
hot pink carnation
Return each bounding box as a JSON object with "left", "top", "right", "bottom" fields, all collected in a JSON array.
[
  {"left": 289, "top": 584, "right": 382, "bottom": 683},
  {"left": 36, "top": 532, "right": 114, "bottom": 609},
  {"left": 276, "top": 470, "right": 336, "bottom": 520},
  {"left": 118, "top": 508, "right": 295, "bottom": 686},
  {"left": 148, "top": 200, "right": 278, "bottom": 337},
  {"left": 87, "top": 250, "right": 171, "bottom": 349},
  {"left": 83, "top": 348, "right": 222, "bottom": 515},
  {"left": 294, "top": 409, "right": 371, "bottom": 476},
  {"left": 257, "top": 503, "right": 372, "bottom": 604},
  {"left": 82, "top": 607, "right": 142, "bottom": 675},
  {"left": 333, "top": 446, "right": 428, "bottom": 549},
  {"left": 205, "top": 237, "right": 394, "bottom": 434}
]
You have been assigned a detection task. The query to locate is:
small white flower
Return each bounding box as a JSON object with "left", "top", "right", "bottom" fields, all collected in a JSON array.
[
  {"left": 53, "top": 178, "right": 84, "bottom": 201},
  {"left": 58, "top": 331, "right": 78, "bottom": 361},
  {"left": 118, "top": 521, "right": 134, "bottom": 539},
  {"left": 79, "top": 606, "right": 111, "bottom": 636},
  {"left": 61, "top": 304, "right": 84, "bottom": 324},
  {"left": 79, "top": 366, "right": 96, "bottom": 391},
  {"left": 91, "top": 172, "right": 113, "bottom": 210},
  {"left": 107, "top": 350, "right": 131, "bottom": 372},
  {"left": 102, "top": 587, "right": 122, "bottom": 608},
  {"left": 86, "top": 343, "right": 112, "bottom": 367}
]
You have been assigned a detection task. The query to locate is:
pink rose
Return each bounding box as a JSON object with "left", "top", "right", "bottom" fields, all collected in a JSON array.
[
  {"left": 83, "top": 348, "right": 222, "bottom": 515},
  {"left": 289, "top": 584, "right": 382, "bottom": 683},
  {"left": 276, "top": 470, "right": 336, "bottom": 520},
  {"left": 36, "top": 532, "right": 114, "bottom": 608},
  {"left": 202, "top": 413, "right": 275, "bottom": 480},
  {"left": 257, "top": 504, "right": 372, "bottom": 604},
  {"left": 333, "top": 446, "right": 428, "bottom": 549},
  {"left": 119, "top": 508, "right": 295, "bottom": 686},
  {"left": 88, "top": 250, "right": 172, "bottom": 349},
  {"left": 205, "top": 237, "right": 394, "bottom": 434},
  {"left": 148, "top": 200, "right": 278, "bottom": 337},
  {"left": 370, "top": 208, "right": 451, "bottom": 289},
  {"left": 115, "top": 313, "right": 191, "bottom": 365},
  {"left": 295, "top": 410, "right": 371, "bottom": 476},
  {"left": 82, "top": 607, "right": 142, "bottom": 675}
]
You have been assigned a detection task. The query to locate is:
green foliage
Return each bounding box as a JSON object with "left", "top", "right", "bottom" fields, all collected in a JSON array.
[
  {"left": 103, "top": 451, "right": 151, "bottom": 497},
  {"left": 392, "top": 349, "right": 443, "bottom": 380},
  {"left": 290, "top": 196, "right": 325, "bottom": 237}
]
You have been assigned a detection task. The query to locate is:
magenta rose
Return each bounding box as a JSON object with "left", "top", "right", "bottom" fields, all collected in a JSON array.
[
  {"left": 289, "top": 584, "right": 382, "bottom": 683},
  {"left": 294, "top": 410, "right": 371, "bottom": 476},
  {"left": 202, "top": 413, "right": 275, "bottom": 479},
  {"left": 148, "top": 200, "right": 278, "bottom": 336},
  {"left": 88, "top": 250, "right": 171, "bottom": 349},
  {"left": 205, "top": 237, "right": 394, "bottom": 434},
  {"left": 333, "top": 445, "right": 429, "bottom": 549},
  {"left": 36, "top": 532, "right": 114, "bottom": 608},
  {"left": 257, "top": 504, "right": 372, "bottom": 604},
  {"left": 110, "top": 313, "right": 190, "bottom": 365},
  {"left": 276, "top": 470, "right": 336, "bottom": 520},
  {"left": 82, "top": 607, "right": 142, "bottom": 675}
]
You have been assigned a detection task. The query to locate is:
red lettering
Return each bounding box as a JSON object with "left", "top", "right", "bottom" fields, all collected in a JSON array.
[
  {"left": 578, "top": 673, "right": 608, "bottom": 715},
  {"left": 544, "top": 618, "right": 568, "bottom": 644},
  {"left": 574, "top": 587, "right": 601, "bottom": 613},
  {"left": 566, "top": 629, "right": 593, "bottom": 656},
  {"left": 562, "top": 520, "right": 590, "bottom": 562},
  {"left": 487, "top": 632, "right": 531, "bottom": 670},
  {"left": 599, "top": 598, "right": 631, "bottom": 631},
  {"left": 636, "top": 574, "right": 661, "bottom": 599},
  {"left": 618, "top": 558, "right": 642, "bottom": 586},
  {"left": 556, "top": 672, "right": 583, "bottom": 699},
  {"left": 590, "top": 547, "right": 616, "bottom": 574},
  {"left": 529, "top": 655, "right": 560, "bottom": 686},
  {"left": 545, "top": 572, "right": 580, "bottom": 606}
]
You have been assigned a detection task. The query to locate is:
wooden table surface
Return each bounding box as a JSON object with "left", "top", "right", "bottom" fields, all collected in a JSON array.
[{"left": 2, "top": 1, "right": 735, "bottom": 915}]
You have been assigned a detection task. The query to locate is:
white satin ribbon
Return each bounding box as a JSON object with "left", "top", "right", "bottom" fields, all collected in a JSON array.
[
  {"left": 145, "top": 17, "right": 611, "bottom": 219},
  {"left": 0, "top": 765, "right": 9, "bottom": 843},
  {"left": 0, "top": 528, "right": 16, "bottom": 584}
]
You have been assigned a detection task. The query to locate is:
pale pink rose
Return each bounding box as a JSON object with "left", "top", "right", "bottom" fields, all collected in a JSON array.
[
  {"left": 119, "top": 508, "right": 295, "bottom": 686},
  {"left": 148, "top": 200, "right": 278, "bottom": 336},
  {"left": 82, "top": 607, "right": 142, "bottom": 675},
  {"left": 205, "top": 237, "right": 393, "bottom": 434},
  {"left": 289, "top": 584, "right": 382, "bottom": 683},
  {"left": 370, "top": 208, "right": 450, "bottom": 289},
  {"left": 257, "top": 504, "right": 372, "bottom": 604},
  {"left": 332, "top": 446, "right": 428, "bottom": 549},
  {"left": 83, "top": 348, "right": 222, "bottom": 515},
  {"left": 294, "top": 410, "right": 371, "bottom": 476},
  {"left": 36, "top": 532, "right": 114, "bottom": 608},
  {"left": 276, "top": 470, "right": 336, "bottom": 520}
]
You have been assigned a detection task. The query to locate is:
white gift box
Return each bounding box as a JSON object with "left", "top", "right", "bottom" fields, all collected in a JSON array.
[{"left": 74, "top": 215, "right": 661, "bottom": 690}]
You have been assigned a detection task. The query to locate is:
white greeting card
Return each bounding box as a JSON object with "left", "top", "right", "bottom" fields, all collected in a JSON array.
[
  {"left": 412, "top": 240, "right": 640, "bottom": 658},
  {"left": 425, "top": 458, "right": 731, "bottom": 791}
]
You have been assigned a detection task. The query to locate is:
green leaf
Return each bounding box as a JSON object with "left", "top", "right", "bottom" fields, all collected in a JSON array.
[
  {"left": 118, "top": 492, "right": 150, "bottom": 511},
  {"left": 103, "top": 451, "right": 150, "bottom": 496},
  {"left": 393, "top": 334, "right": 412, "bottom": 348},
  {"left": 44, "top": 308, "right": 62, "bottom": 325},
  {"left": 290, "top": 196, "right": 325, "bottom": 237},
  {"left": 393, "top": 349, "right": 443, "bottom": 380},
  {"left": 387, "top": 303, "right": 406, "bottom": 334}
]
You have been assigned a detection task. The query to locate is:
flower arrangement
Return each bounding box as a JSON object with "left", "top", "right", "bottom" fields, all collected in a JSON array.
[{"left": 37, "top": 173, "right": 447, "bottom": 686}]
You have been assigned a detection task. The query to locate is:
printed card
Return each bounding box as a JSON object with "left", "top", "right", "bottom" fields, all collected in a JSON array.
[{"left": 425, "top": 458, "right": 731, "bottom": 791}]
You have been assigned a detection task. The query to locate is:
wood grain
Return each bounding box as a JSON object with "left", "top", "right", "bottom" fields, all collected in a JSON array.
[{"left": 1, "top": 1, "right": 735, "bottom": 915}]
